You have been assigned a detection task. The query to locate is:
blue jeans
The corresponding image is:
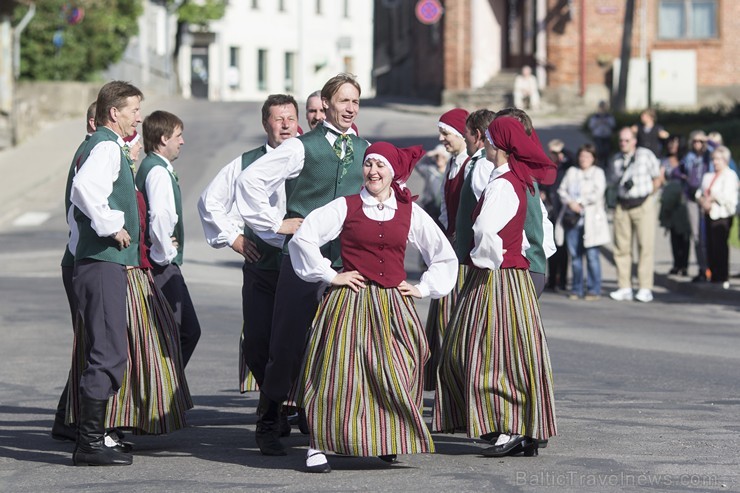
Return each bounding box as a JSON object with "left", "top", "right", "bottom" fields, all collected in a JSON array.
[{"left": 565, "top": 225, "right": 602, "bottom": 297}]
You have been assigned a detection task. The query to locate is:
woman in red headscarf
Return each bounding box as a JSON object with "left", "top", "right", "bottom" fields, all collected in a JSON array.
[
  {"left": 288, "top": 142, "right": 458, "bottom": 473},
  {"left": 433, "top": 116, "right": 557, "bottom": 457}
]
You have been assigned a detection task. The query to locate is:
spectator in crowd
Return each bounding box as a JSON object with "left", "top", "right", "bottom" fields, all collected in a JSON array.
[
  {"left": 415, "top": 144, "right": 449, "bottom": 230},
  {"left": 608, "top": 127, "right": 662, "bottom": 303},
  {"left": 659, "top": 135, "right": 691, "bottom": 276},
  {"left": 682, "top": 130, "right": 711, "bottom": 282},
  {"left": 587, "top": 100, "right": 616, "bottom": 167},
  {"left": 556, "top": 144, "right": 610, "bottom": 300},
  {"left": 513, "top": 65, "right": 541, "bottom": 111},
  {"left": 695, "top": 146, "right": 738, "bottom": 290},
  {"left": 631, "top": 108, "right": 669, "bottom": 157},
  {"left": 543, "top": 139, "right": 573, "bottom": 292},
  {"left": 706, "top": 131, "right": 738, "bottom": 175}
]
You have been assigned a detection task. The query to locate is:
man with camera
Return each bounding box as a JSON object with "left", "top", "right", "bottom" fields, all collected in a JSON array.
[{"left": 607, "top": 127, "right": 662, "bottom": 303}]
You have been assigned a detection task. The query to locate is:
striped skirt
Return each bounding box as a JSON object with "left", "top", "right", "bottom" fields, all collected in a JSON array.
[
  {"left": 433, "top": 267, "right": 557, "bottom": 440},
  {"left": 67, "top": 268, "right": 193, "bottom": 434},
  {"left": 239, "top": 325, "right": 259, "bottom": 393},
  {"left": 295, "top": 283, "right": 434, "bottom": 456},
  {"left": 423, "top": 264, "right": 468, "bottom": 391}
]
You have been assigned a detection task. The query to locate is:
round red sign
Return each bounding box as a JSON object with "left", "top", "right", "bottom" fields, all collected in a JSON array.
[{"left": 415, "top": 0, "right": 444, "bottom": 25}]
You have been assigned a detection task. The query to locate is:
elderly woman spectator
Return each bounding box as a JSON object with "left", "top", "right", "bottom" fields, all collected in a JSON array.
[
  {"left": 695, "top": 146, "right": 739, "bottom": 289},
  {"left": 513, "top": 65, "right": 541, "bottom": 111},
  {"left": 556, "top": 144, "right": 611, "bottom": 300}
]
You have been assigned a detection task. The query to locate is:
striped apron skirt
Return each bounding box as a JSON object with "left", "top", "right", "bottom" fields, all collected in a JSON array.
[
  {"left": 433, "top": 267, "right": 557, "bottom": 440},
  {"left": 423, "top": 264, "right": 468, "bottom": 390},
  {"left": 295, "top": 283, "right": 434, "bottom": 456},
  {"left": 67, "top": 268, "right": 193, "bottom": 434}
]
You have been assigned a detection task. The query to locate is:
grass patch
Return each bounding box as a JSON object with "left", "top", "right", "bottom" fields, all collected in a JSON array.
[{"left": 730, "top": 217, "right": 740, "bottom": 250}]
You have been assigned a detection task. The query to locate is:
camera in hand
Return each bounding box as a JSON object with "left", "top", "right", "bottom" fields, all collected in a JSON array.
[{"left": 623, "top": 179, "right": 634, "bottom": 190}]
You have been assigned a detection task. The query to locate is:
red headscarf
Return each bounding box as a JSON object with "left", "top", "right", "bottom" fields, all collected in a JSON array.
[
  {"left": 363, "top": 142, "right": 424, "bottom": 203},
  {"left": 487, "top": 117, "right": 557, "bottom": 192}
]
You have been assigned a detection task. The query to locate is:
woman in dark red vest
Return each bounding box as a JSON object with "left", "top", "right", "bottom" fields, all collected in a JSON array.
[
  {"left": 433, "top": 116, "right": 558, "bottom": 457},
  {"left": 288, "top": 142, "right": 457, "bottom": 473}
]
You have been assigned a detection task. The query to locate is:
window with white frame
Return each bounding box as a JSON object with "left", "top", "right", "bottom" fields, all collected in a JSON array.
[{"left": 658, "top": 0, "right": 718, "bottom": 39}]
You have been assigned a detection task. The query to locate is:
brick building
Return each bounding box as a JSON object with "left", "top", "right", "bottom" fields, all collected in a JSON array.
[{"left": 374, "top": 0, "right": 740, "bottom": 109}]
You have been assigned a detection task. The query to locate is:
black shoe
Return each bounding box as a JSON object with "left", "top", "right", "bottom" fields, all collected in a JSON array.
[
  {"left": 306, "top": 450, "right": 331, "bottom": 473},
  {"left": 692, "top": 274, "right": 707, "bottom": 283},
  {"left": 104, "top": 432, "right": 134, "bottom": 453},
  {"left": 669, "top": 267, "right": 680, "bottom": 275},
  {"left": 51, "top": 383, "right": 77, "bottom": 441},
  {"left": 480, "top": 432, "right": 499, "bottom": 443},
  {"left": 378, "top": 454, "right": 397, "bottom": 463},
  {"left": 255, "top": 393, "right": 286, "bottom": 456},
  {"left": 481, "top": 435, "right": 536, "bottom": 458},
  {"left": 73, "top": 396, "right": 132, "bottom": 466}
]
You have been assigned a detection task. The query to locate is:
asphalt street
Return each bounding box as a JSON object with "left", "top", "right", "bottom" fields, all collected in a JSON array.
[{"left": 0, "top": 98, "right": 738, "bottom": 492}]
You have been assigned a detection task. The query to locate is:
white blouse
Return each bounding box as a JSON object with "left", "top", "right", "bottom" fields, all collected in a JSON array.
[
  {"left": 696, "top": 169, "right": 739, "bottom": 220},
  {"left": 470, "top": 164, "right": 530, "bottom": 270},
  {"left": 288, "top": 188, "right": 458, "bottom": 299}
]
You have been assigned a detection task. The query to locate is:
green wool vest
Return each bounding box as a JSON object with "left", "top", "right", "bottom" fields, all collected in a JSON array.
[
  {"left": 285, "top": 126, "right": 367, "bottom": 268},
  {"left": 241, "top": 146, "right": 282, "bottom": 271},
  {"left": 135, "top": 153, "right": 184, "bottom": 265},
  {"left": 74, "top": 127, "right": 140, "bottom": 266},
  {"left": 454, "top": 152, "right": 485, "bottom": 262},
  {"left": 524, "top": 182, "right": 546, "bottom": 274},
  {"left": 61, "top": 137, "right": 89, "bottom": 267}
]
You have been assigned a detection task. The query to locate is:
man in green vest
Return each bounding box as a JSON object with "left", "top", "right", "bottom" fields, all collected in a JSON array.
[
  {"left": 236, "top": 73, "right": 368, "bottom": 457},
  {"left": 52, "top": 101, "right": 96, "bottom": 444},
  {"left": 136, "top": 110, "right": 201, "bottom": 368},
  {"left": 69, "top": 80, "right": 143, "bottom": 466},
  {"left": 197, "top": 94, "right": 299, "bottom": 413}
]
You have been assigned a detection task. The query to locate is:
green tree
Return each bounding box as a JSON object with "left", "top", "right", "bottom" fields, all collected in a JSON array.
[{"left": 14, "top": 0, "right": 142, "bottom": 81}]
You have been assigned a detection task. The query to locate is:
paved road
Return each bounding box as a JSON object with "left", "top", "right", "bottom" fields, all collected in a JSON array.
[{"left": 0, "top": 99, "right": 737, "bottom": 492}]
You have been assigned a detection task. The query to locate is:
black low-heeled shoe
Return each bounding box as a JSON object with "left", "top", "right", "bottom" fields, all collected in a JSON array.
[
  {"left": 378, "top": 454, "right": 397, "bottom": 463},
  {"left": 481, "top": 435, "right": 533, "bottom": 457}
]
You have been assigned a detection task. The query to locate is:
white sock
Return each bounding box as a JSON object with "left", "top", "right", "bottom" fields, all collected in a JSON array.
[
  {"left": 306, "top": 448, "right": 328, "bottom": 467},
  {"left": 494, "top": 433, "right": 520, "bottom": 446},
  {"left": 104, "top": 434, "right": 119, "bottom": 448}
]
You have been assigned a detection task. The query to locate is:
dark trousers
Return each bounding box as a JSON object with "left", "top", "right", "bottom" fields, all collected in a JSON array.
[
  {"left": 57, "top": 265, "right": 78, "bottom": 417},
  {"left": 706, "top": 215, "right": 732, "bottom": 283},
  {"left": 546, "top": 244, "right": 569, "bottom": 290},
  {"left": 150, "top": 263, "right": 201, "bottom": 368},
  {"left": 261, "top": 255, "right": 325, "bottom": 403},
  {"left": 669, "top": 229, "right": 690, "bottom": 271},
  {"left": 241, "top": 262, "right": 279, "bottom": 386},
  {"left": 73, "top": 260, "right": 128, "bottom": 400},
  {"left": 530, "top": 271, "right": 546, "bottom": 298}
]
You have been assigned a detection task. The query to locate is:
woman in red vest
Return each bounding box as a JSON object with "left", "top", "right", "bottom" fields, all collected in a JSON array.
[
  {"left": 288, "top": 142, "right": 458, "bottom": 473},
  {"left": 433, "top": 116, "right": 558, "bottom": 457}
]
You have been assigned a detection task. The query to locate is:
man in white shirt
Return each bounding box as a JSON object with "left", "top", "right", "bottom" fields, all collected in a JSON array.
[
  {"left": 136, "top": 110, "right": 201, "bottom": 367},
  {"left": 198, "top": 94, "right": 299, "bottom": 407},
  {"left": 69, "top": 81, "right": 143, "bottom": 466},
  {"left": 235, "top": 73, "right": 367, "bottom": 457}
]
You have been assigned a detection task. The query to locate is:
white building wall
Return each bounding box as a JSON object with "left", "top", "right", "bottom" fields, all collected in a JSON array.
[
  {"left": 470, "top": 0, "right": 503, "bottom": 88},
  {"left": 199, "top": 0, "right": 373, "bottom": 102}
]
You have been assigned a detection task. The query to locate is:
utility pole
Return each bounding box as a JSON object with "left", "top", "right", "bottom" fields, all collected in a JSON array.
[{"left": 615, "top": 0, "right": 635, "bottom": 112}]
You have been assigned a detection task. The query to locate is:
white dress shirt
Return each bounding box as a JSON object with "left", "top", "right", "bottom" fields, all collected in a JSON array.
[
  {"left": 438, "top": 150, "right": 471, "bottom": 229},
  {"left": 469, "top": 149, "right": 495, "bottom": 201},
  {"left": 198, "top": 144, "right": 287, "bottom": 249},
  {"left": 471, "top": 164, "right": 531, "bottom": 270},
  {"left": 288, "top": 188, "right": 458, "bottom": 299},
  {"left": 145, "top": 153, "right": 179, "bottom": 265},
  {"left": 70, "top": 133, "right": 127, "bottom": 237},
  {"left": 235, "top": 122, "right": 358, "bottom": 236}
]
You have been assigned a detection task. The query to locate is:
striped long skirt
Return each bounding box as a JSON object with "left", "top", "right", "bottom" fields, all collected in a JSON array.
[
  {"left": 295, "top": 283, "right": 434, "bottom": 456},
  {"left": 433, "top": 267, "right": 557, "bottom": 440},
  {"left": 423, "top": 264, "right": 468, "bottom": 391},
  {"left": 67, "top": 268, "right": 193, "bottom": 434}
]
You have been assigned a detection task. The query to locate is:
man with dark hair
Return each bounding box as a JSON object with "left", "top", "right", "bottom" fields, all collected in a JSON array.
[
  {"left": 52, "top": 101, "right": 96, "bottom": 443},
  {"left": 69, "top": 80, "right": 143, "bottom": 466},
  {"left": 198, "top": 94, "right": 301, "bottom": 406},
  {"left": 235, "top": 73, "right": 368, "bottom": 459},
  {"left": 305, "top": 90, "right": 325, "bottom": 130},
  {"left": 135, "top": 110, "right": 200, "bottom": 368}
]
